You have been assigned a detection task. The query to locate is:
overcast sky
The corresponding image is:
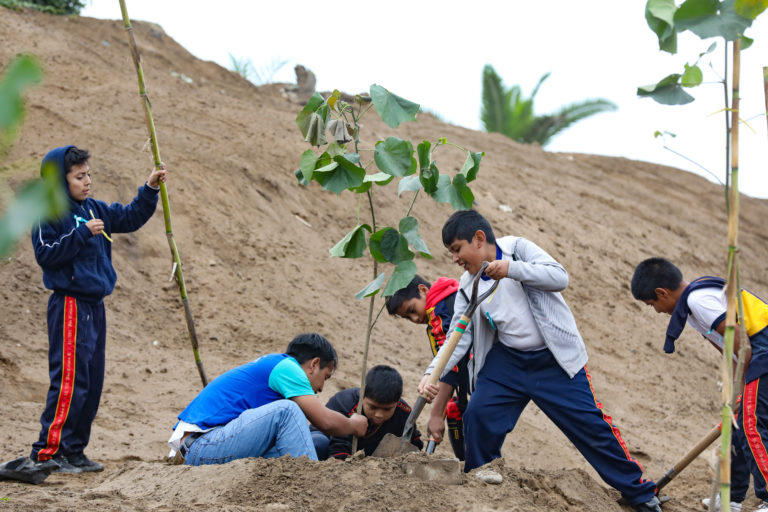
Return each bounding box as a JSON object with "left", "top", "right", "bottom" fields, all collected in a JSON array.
[{"left": 82, "top": 1, "right": 767, "bottom": 199}]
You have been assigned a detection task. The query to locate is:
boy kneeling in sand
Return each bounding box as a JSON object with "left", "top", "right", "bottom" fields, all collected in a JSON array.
[
  {"left": 310, "top": 365, "right": 423, "bottom": 459},
  {"left": 168, "top": 333, "right": 367, "bottom": 465}
]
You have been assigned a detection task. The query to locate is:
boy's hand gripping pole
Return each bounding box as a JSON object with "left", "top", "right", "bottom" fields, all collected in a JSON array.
[{"left": 400, "top": 262, "right": 499, "bottom": 450}]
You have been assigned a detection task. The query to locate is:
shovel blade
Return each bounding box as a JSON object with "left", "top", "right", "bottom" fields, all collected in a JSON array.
[{"left": 371, "top": 433, "right": 420, "bottom": 458}]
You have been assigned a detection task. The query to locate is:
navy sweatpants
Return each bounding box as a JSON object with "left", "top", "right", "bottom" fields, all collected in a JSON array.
[
  {"left": 731, "top": 375, "right": 768, "bottom": 501},
  {"left": 31, "top": 294, "right": 106, "bottom": 461},
  {"left": 463, "top": 344, "right": 656, "bottom": 506}
]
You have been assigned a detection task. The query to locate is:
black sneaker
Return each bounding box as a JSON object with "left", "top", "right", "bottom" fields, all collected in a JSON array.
[
  {"left": 51, "top": 454, "right": 82, "bottom": 474},
  {"left": 67, "top": 453, "right": 103, "bottom": 473},
  {"left": 0, "top": 456, "right": 58, "bottom": 484},
  {"left": 633, "top": 496, "right": 662, "bottom": 512}
]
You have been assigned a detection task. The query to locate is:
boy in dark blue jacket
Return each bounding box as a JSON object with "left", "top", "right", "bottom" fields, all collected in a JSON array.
[
  {"left": 28, "top": 145, "right": 164, "bottom": 475},
  {"left": 309, "top": 365, "right": 423, "bottom": 459}
]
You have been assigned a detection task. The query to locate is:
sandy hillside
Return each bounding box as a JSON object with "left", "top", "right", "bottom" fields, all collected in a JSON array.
[{"left": 1, "top": 7, "right": 767, "bottom": 512}]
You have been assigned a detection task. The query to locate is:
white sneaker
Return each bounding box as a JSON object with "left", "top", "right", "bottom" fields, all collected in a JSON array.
[
  {"left": 701, "top": 496, "right": 742, "bottom": 512},
  {"left": 754, "top": 500, "right": 768, "bottom": 512}
]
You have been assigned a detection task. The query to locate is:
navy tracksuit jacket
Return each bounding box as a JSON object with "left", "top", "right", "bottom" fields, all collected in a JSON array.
[{"left": 30, "top": 145, "right": 158, "bottom": 461}]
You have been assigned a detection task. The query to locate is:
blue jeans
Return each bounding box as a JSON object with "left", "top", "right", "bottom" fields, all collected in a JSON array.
[
  {"left": 311, "top": 430, "right": 330, "bottom": 460},
  {"left": 184, "top": 400, "right": 317, "bottom": 465}
]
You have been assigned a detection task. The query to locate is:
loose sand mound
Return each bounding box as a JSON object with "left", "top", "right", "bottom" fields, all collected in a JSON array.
[{"left": 1, "top": 7, "right": 767, "bottom": 511}]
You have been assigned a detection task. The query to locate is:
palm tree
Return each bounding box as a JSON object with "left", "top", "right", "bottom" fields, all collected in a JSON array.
[{"left": 481, "top": 65, "right": 616, "bottom": 147}]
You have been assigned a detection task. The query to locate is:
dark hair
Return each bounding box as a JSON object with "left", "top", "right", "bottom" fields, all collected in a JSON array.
[
  {"left": 364, "top": 365, "right": 402, "bottom": 404},
  {"left": 631, "top": 258, "right": 683, "bottom": 301},
  {"left": 442, "top": 209, "right": 496, "bottom": 247},
  {"left": 385, "top": 274, "right": 431, "bottom": 315},
  {"left": 286, "top": 333, "right": 338, "bottom": 369},
  {"left": 64, "top": 147, "right": 90, "bottom": 174}
]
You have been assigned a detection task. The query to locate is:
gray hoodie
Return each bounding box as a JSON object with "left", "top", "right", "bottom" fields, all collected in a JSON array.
[{"left": 425, "top": 236, "right": 588, "bottom": 391}]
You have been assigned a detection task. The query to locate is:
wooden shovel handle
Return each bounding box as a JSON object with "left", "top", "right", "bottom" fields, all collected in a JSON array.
[
  {"left": 656, "top": 424, "right": 721, "bottom": 491},
  {"left": 426, "top": 314, "right": 470, "bottom": 389}
]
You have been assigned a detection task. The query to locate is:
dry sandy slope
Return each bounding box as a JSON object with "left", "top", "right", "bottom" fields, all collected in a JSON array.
[{"left": 1, "top": 7, "right": 767, "bottom": 511}]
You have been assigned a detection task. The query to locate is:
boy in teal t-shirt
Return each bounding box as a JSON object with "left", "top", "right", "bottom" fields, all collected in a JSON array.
[{"left": 168, "top": 333, "right": 367, "bottom": 465}]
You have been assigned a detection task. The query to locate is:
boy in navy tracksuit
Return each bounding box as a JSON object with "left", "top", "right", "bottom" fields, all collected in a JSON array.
[
  {"left": 386, "top": 275, "right": 469, "bottom": 460},
  {"left": 418, "top": 210, "right": 660, "bottom": 512},
  {"left": 25, "top": 145, "right": 164, "bottom": 475},
  {"left": 632, "top": 257, "right": 768, "bottom": 512},
  {"left": 309, "top": 365, "right": 423, "bottom": 459}
]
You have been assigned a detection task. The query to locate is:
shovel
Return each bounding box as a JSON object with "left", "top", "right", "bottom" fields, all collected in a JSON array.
[
  {"left": 396, "top": 261, "right": 500, "bottom": 454},
  {"left": 655, "top": 423, "right": 721, "bottom": 492}
]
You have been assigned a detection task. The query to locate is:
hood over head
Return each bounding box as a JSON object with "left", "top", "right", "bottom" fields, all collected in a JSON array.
[{"left": 41, "top": 145, "right": 76, "bottom": 202}]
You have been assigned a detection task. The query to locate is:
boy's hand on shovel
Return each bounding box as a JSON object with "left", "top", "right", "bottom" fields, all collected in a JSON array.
[
  {"left": 427, "top": 414, "right": 445, "bottom": 444},
  {"left": 418, "top": 374, "right": 439, "bottom": 402}
]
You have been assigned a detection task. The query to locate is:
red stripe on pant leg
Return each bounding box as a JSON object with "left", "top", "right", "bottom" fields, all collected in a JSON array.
[
  {"left": 743, "top": 379, "right": 768, "bottom": 481},
  {"left": 584, "top": 366, "right": 644, "bottom": 472},
  {"left": 38, "top": 297, "right": 77, "bottom": 461}
]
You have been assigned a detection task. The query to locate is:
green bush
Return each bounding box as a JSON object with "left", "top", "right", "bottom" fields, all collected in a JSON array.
[{"left": 0, "top": 0, "right": 84, "bottom": 15}]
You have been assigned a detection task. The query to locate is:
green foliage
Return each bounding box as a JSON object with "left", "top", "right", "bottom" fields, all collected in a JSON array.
[
  {"left": 1, "top": 55, "right": 68, "bottom": 257},
  {"left": 227, "top": 54, "right": 288, "bottom": 85},
  {"left": 0, "top": 0, "right": 83, "bottom": 14},
  {"left": 294, "top": 85, "right": 483, "bottom": 300},
  {"left": 0, "top": 54, "right": 42, "bottom": 143},
  {"left": 228, "top": 54, "right": 251, "bottom": 80},
  {"left": 480, "top": 65, "right": 617, "bottom": 147},
  {"left": 639, "top": 0, "right": 760, "bottom": 105}
]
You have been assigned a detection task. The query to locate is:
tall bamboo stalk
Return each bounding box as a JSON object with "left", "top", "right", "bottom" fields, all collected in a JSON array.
[
  {"left": 118, "top": 0, "right": 208, "bottom": 387},
  {"left": 763, "top": 67, "right": 767, "bottom": 137},
  {"left": 718, "top": 37, "right": 742, "bottom": 511}
]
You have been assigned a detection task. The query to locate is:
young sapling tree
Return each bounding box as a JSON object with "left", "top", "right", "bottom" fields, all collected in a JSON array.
[{"left": 295, "top": 85, "right": 483, "bottom": 451}]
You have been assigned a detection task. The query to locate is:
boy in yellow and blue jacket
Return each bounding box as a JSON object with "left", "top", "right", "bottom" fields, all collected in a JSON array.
[{"left": 632, "top": 257, "right": 768, "bottom": 512}]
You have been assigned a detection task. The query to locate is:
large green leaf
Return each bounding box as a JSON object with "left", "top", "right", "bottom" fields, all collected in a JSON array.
[
  {"left": 681, "top": 63, "right": 703, "bottom": 87},
  {"left": 459, "top": 151, "right": 483, "bottom": 183},
  {"left": 735, "top": 0, "right": 768, "bottom": 18},
  {"left": 379, "top": 227, "right": 414, "bottom": 264},
  {"left": 302, "top": 112, "right": 327, "bottom": 146},
  {"left": 0, "top": 162, "right": 68, "bottom": 257},
  {"left": 374, "top": 137, "right": 417, "bottom": 177},
  {"left": 675, "top": 0, "right": 753, "bottom": 40},
  {"left": 419, "top": 162, "right": 439, "bottom": 194},
  {"left": 0, "top": 54, "right": 42, "bottom": 131},
  {"left": 325, "top": 142, "right": 347, "bottom": 158},
  {"left": 329, "top": 224, "right": 371, "bottom": 258},
  {"left": 298, "top": 149, "right": 318, "bottom": 182},
  {"left": 399, "top": 216, "right": 432, "bottom": 258},
  {"left": 416, "top": 140, "right": 432, "bottom": 171},
  {"left": 398, "top": 175, "right": 422, "bottom": 196},
  {"left": 383, "top": 260, "right": 418, "bottom": 297},
  {"left": 646, "top": 0, "right": 678, "bottom": 53},
  {"left": 351, "top": 172, "right": 394, "bottom": 193},
  {"left": 295, "top": 92, "right": 326, "bottom": 140},
  {"left": 369, "top": 227, "right": 414, "bottom": 264},
  {"left": 313, "top": 155, "right": 365, "bottom": 194},
  {"left": 638, "top": 73, "right": 696, "bottom": 104},
  {"left": 431, "top": 174, "right": 475, "bottom": 210},
  {"left": 355, "top": 272, "right": 387, "bottom": 300},
  {"left": 369, "top": 84, "right": 419, "bottom": 129}
]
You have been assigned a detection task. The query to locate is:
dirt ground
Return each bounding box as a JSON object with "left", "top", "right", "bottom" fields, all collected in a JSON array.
[{"left": 1, "top": 7, "right": 767, "bottom": 512}]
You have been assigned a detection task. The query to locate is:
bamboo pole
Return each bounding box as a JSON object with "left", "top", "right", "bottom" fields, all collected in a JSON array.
[
  {"left": 118, "top": 0, "right": 208, "bottom": 388},
  {"left": 718, "top": 37, "right": 741, "bottom": 511},
  {"left": 763, "top": 67, "right": 767, "bottom": 136}
]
